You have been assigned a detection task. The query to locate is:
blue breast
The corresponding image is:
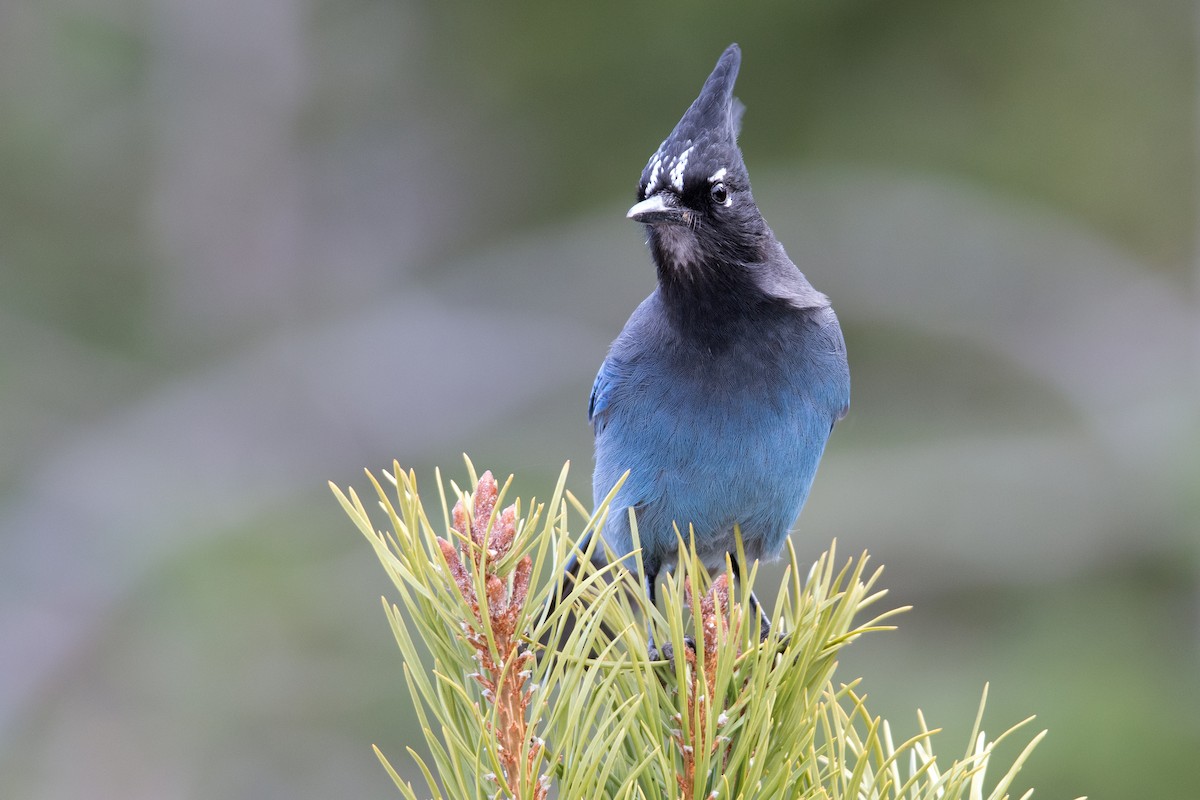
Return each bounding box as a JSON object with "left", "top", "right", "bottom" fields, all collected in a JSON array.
[{"left": 591, "top": 292, "right": 848, "bottom": 572}]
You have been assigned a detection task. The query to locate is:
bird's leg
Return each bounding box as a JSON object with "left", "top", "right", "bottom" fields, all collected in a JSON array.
[
  {"left": 747, "top": 589, "right": 772, "bottom": 642},
  {"left": 643, "top": 566, "right": 663, "bottom": 660},
  {"left": 728, "top": 554, "right": 781, "bottom": 646},
  {"left": 646, "top": 563, "right": 696, "bottom": 664}
]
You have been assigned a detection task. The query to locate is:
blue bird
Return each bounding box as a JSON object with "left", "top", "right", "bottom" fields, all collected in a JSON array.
[{"left": 568, "top": 44, "right": 849, "bottom": 660}]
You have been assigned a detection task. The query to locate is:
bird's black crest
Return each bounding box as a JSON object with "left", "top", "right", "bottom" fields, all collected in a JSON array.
[{"left": 639, "top": 44, "right": 748, "bottom": 202}]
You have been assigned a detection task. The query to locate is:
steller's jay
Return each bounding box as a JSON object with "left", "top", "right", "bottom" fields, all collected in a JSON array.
[{"left": 566, "top": 44, "right": 849, "bottom": 661}]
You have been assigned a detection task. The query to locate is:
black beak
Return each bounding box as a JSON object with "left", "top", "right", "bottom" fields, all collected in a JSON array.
[{"left": 627, "top": 193, "right": 686, "bottom": 225}]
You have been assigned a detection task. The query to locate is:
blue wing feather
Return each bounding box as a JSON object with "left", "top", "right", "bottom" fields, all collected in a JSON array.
[{"left": 588, "top": 358, "right": 618, "bottom": 434}]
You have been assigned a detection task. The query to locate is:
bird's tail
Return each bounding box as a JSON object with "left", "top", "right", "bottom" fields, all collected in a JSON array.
[
  {"left": 558, "top": 528, "right": 595, "bottom": 588},
  {"left": 538, "top": 528, "right": 604, "bottom": 652},
  {"left": 545, "top": 527, "right": 595, "bottom": 618}
]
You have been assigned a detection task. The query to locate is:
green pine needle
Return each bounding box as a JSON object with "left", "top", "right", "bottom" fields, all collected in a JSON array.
[{"left": 330, "top": 459, "right": 1052, "bottom": 800}]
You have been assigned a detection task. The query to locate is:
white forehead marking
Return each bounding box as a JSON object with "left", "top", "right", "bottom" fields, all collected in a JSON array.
[
  {"left": 644, "top": 154, "right": 663, "bottom": 198},
  {"left": 669, "top": 145, "right": 693, "bottom": 193},
  {"left": 708, "top": 167, "right": 727, "bottom": 183},
  {"left": 643, "top": 142, "right": 698, "bottom": 198}
]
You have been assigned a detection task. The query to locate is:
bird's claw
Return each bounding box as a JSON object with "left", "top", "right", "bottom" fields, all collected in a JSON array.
[
  {"left": 650, "top": 628, "right": 787, "bottom": 665},
  {"left": 761, "top": 629, "right": 791, "bottom": 655},
  {"left": 650, "top": 635, "right": 696, "bottom": 666}
]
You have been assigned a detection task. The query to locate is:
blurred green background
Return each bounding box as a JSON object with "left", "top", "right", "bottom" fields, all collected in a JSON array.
[{"left": 2, "top": 1, "right": 1198, "bottom": 798}]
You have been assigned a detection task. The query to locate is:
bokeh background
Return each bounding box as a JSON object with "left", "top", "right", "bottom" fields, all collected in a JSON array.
[{"left": 2, "top": 2, "right": 1198, "bottom": 797}]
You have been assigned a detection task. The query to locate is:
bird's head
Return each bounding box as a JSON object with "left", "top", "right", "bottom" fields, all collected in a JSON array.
[{"left": 630, "top": 44, "right": 767, "bottom": 275}]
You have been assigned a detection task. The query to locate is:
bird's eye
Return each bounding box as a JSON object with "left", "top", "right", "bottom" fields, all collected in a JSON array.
[{"left": 710, "top": 182, "right": 730, "bottom": 206}]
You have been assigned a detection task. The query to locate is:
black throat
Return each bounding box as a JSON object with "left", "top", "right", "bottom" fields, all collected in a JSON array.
[{"left": 654, "top": 251, "right": 792, "bottom": 351}]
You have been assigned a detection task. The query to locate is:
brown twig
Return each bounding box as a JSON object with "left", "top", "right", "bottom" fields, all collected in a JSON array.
[
  {"left": 674, "top": 573, "right": 741, "bottom": 797},
  {"left": 439, "top": 471, "right": 547, "bottom": 800}
]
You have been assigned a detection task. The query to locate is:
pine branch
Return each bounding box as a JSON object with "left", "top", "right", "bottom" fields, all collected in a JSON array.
[{"left": 331, "top": 459, "right": 1062, "bottom": 800}]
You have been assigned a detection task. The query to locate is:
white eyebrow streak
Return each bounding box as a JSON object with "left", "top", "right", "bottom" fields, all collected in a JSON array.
[{"left": 708, "top": 167, "right": 727, "bottom": 183}]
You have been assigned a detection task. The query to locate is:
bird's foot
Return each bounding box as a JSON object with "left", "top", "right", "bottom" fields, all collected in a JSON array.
[
  {"left": 648, "top": 636, "right": 695, "bottom": 666},
  {"left": 650, "top": 629, "right": 786, "bottom": 664},
  {"left": 760, "top": 629, "right": 791, "bottom": 655}
]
